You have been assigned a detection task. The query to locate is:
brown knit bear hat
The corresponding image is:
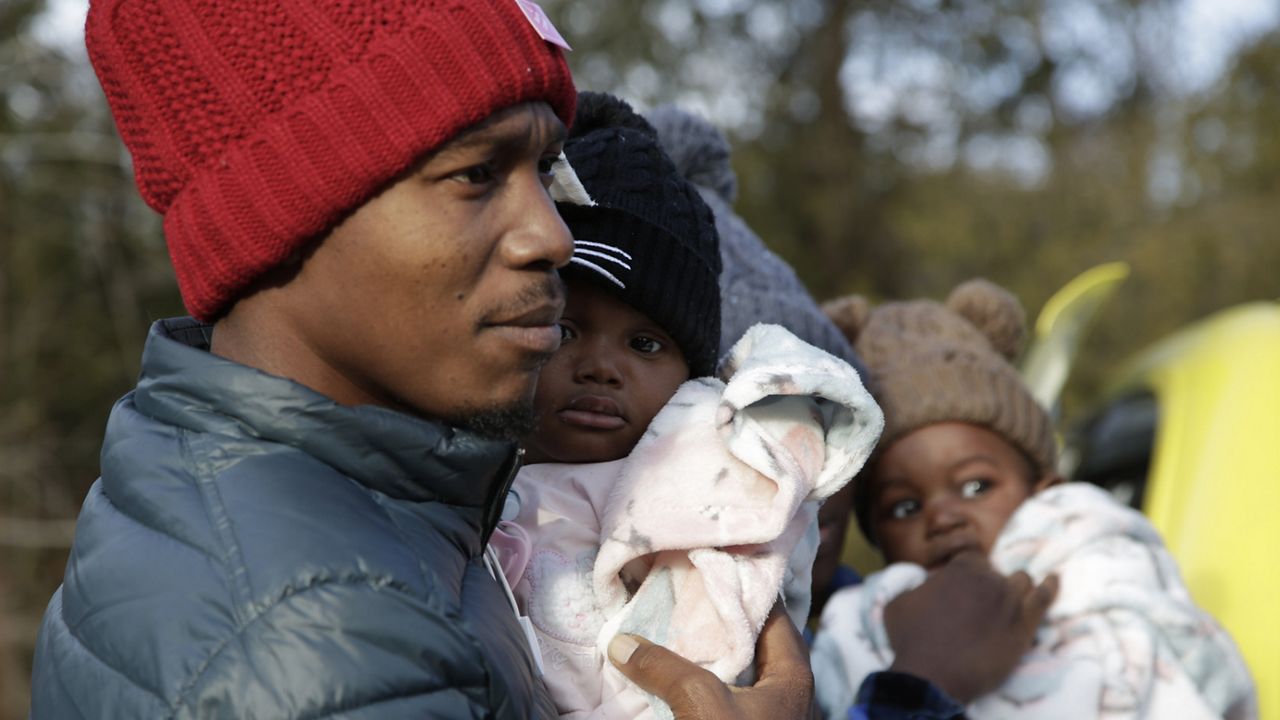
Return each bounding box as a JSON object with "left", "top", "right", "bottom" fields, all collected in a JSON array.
[{"left": 822, "top": 279, "right": 1056, "bottom": 543}]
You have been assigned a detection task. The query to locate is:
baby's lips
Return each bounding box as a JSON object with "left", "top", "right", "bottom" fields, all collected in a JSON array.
[
  {"left": 557, "top": 408, "right": 627, "bottom": 430},
  {"left": 928, "top": 542, "right": 983, "bottom": 569},
  {"left": 565, "top": 394, "right": 623, "bottom": 418}
]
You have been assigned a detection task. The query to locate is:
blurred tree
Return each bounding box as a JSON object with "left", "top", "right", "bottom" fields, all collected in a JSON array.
[
  {"left": 539, "top": 0, "right": 1278, "bottom": 415},
  {"left": 1, "top": 1, "right": 179, "bottom": 713}
]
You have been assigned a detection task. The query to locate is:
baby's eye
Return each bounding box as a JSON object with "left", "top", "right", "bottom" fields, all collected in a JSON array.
[
  {"left": 558, "top": 323, "right": 577, "bottom": 343},
  {"left": 960, "top": 478, "right": 992, "bottom": 498},
  {"left": 630, "top": 335, "right": 664, "bottom": 355},
  {"left": 889, "top": 499, "right": 920, "bottom": 520}
]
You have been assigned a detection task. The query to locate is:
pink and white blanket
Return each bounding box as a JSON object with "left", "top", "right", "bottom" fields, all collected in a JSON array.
[
  {"left": 493, "top": 324, "right": 883, "bottom": 718},
  {"left": 812, "top": 483, "right": 1257, "bottom": 719}
]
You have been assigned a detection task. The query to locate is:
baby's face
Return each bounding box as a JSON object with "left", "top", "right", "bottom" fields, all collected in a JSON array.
[
  {"left": 867, "top": 422, "right": 1056, "bottom": 569},
  {"left": 523, "top": 281, "right": 689, "bottom": 464}
]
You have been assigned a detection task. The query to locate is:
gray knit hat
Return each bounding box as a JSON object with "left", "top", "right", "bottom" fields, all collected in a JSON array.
[
  {"left": 647, "top": 105, "right": 866, "bottom": 375},
  {"left": 823, "top": 279, "right": 1057, "bottom": 542}
]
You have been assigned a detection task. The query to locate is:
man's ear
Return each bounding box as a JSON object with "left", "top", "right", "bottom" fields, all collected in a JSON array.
[{"left": 1033, "top": 472, "right": 1064, "bottom": 494}]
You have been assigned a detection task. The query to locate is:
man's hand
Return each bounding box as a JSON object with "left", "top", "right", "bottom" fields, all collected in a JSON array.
[
  {"left": 885, "top": 550, "right": 1058, "bottom": 703},
  {"left": 606, "top": 603, "right": 815, "bottom": 720}
]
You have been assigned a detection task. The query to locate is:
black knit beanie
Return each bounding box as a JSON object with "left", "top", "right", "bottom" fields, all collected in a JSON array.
[{"left": 558, "top": 92, "right": 722, "bottom": 378}]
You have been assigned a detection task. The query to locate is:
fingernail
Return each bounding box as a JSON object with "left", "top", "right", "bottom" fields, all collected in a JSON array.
[{"left": 608, "top": 634, "right": 639, "bottom": 665}]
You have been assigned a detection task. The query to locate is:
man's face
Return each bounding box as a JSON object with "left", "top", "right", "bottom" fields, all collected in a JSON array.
[
  {"left": 868, "top": 422, "right": 1055, "bottom": 569},
  {"left": 523, "top": 280, "right": 690, "bottom": 464},
  {"left": 258, "top": 102, "right": 572, "bottom": 434}
]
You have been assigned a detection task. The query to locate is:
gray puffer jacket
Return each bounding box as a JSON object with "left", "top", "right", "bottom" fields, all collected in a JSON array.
[{"left": 31, "top": 318, "right": 557, "bottom": 719}]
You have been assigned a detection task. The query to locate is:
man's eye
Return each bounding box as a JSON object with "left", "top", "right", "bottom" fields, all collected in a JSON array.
[
  {"left": 889, "top": 499, "right": 920, "bottom": 520},
  {"left": 538, "top": 155, "right": 557, "bottom": 178},
  {"left": 960, "top": 479, "right": 992, "bottom": 498},
  {"left": 630, "top": 335, "right": 663, "bottom": 354},
  {"left": 454, "top": 163, "right": 495, "bottom": 185}
]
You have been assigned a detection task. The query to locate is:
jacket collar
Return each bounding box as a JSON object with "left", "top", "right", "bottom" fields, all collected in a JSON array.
[{"left": 134, "top": 317, "right": 521, "bottom": 539}]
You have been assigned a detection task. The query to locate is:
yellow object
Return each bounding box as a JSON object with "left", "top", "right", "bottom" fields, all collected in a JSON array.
[
  {"left": 1093, "top": 302, "right": 1280, "bottom": 718},
  {"left": 1021, "top": 261, "right": 1130, "bottom": 410}
]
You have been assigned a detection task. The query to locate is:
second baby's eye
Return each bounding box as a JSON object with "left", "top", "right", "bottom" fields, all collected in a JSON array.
[
  {"left": 889, "top": 499, "right": 921, "bottom": 520},
  {"left": 630, "top": 335, "right": 664, "bottom": 355},
  {"left": 960, "top": 478, "right": 993, "bottom": 498}
]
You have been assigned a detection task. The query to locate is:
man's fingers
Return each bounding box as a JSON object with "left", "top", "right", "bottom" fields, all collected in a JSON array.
[
  {"left": 1006, "top": 570, "right": 1033, "bottom": 599},
  {"left": 1022, "top": 573, "right": 1059, "bottom": 622},
  {"left": 750, "top": 603, "right": 815, "bottom": 707},
  {"left": 607, "top": 634, "right": 730, "bottom": 715},
  {"left": 753, "top": 604, "right": 809, "bottom": 680}
]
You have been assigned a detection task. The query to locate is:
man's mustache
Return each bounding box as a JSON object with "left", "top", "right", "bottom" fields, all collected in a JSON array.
[{"left": 479, "top": 275, "right": 566, "bottom": 327}]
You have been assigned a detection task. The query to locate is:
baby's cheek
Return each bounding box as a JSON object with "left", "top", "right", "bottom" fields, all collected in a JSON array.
[{"left": 878, "top": 528, "right": 921, "bottom": 565}]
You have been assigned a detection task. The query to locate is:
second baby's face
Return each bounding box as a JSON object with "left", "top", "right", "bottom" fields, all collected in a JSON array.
[
  {"left": 867, "top": 422, "right": 1057, "bottom": 569},
  {"left": 523, "top": 280, "right": 690, "bottom": 464}
]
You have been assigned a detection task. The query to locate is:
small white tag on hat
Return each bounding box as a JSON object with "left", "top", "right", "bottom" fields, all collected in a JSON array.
[
  {"left": 513, "top": 0, "right": 572, "bottom": 51},
  {"left": 549, "top": 152, "right": 595, "bottom": 206}
]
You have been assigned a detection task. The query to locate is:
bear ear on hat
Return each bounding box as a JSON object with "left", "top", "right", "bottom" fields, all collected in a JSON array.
[
  {"left": 822, "top": 295, "right": 872, "bottom": 346},
  {"left": 946, "top": 278, "right": 1026, "bottom": 360},
  {"left": 571, "top": 91, "right": 657, "bottom": 139}
]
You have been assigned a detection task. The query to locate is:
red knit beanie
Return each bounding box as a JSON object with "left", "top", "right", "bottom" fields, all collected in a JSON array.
[{"left": 85, "top": 0, "right": 576, "bottom": 321}]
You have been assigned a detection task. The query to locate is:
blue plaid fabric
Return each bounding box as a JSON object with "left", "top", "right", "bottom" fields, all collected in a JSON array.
[{"left": 847, "top": 672, "right": 966, "bottom": 719}]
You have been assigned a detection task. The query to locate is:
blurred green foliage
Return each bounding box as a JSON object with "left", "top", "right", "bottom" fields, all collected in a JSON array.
[{"left": 2, "top": 0, "right": 1278, "bottom": 715}]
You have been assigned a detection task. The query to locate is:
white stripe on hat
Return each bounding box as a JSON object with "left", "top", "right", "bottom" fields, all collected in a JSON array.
[
  {"left": 568, "top": 257, "right": 626, "bottom": 289},
  {"left": 575, "top": 240, "right": 632, "bottom": 260},
  {"left": 574, "top": 248, "right": 631, "bottom": 271}
]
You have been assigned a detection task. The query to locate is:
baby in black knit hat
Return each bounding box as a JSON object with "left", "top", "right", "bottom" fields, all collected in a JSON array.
[
  {"left": 522, "top": 91, "right": 722, "bottom": 466},
  {"left": 489, "top": 92, "right": 884, "bottom": 718}
]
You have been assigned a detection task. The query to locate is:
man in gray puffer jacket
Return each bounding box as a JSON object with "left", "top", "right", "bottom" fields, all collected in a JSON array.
[
  {"left": 30, "top": 1, "right": 580, "bottom": 717},
  {"left": 30, "top": 1, "right": 835, "bottom": 718}
]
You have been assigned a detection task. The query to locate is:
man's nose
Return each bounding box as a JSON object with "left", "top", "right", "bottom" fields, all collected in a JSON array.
[{"left": 501, "top": 176, "right": 574, "bottom": 271}]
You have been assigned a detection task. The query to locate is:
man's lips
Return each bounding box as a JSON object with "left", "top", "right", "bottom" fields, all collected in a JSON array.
[
  {"left": 558, "top": 395, "right": 626, "bottom": 430},
  {"left": 483, "top": 302, "right": 563, "bottom": 355}
]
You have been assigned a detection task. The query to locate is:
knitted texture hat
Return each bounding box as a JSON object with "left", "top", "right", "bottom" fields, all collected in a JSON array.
[
  {"left": 647, "top": 105, "right": 866, "bottom": 377},
  {"left": 823, "top": 280, "right": 1056, "bottom": 542},
  {"left": 559, "top": 93, "right": 721, "bottom": 377},
  {"left": 86, "top": 0, "right": 576, "bottom": 321}
]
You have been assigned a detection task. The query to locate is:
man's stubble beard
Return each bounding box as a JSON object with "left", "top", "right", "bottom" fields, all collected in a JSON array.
[
  {"left": 450, "top": 275, "right": 563, "bottom": 442},
  {"left": 444, "top": 399, "right": 540, "bottom": 443}
]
